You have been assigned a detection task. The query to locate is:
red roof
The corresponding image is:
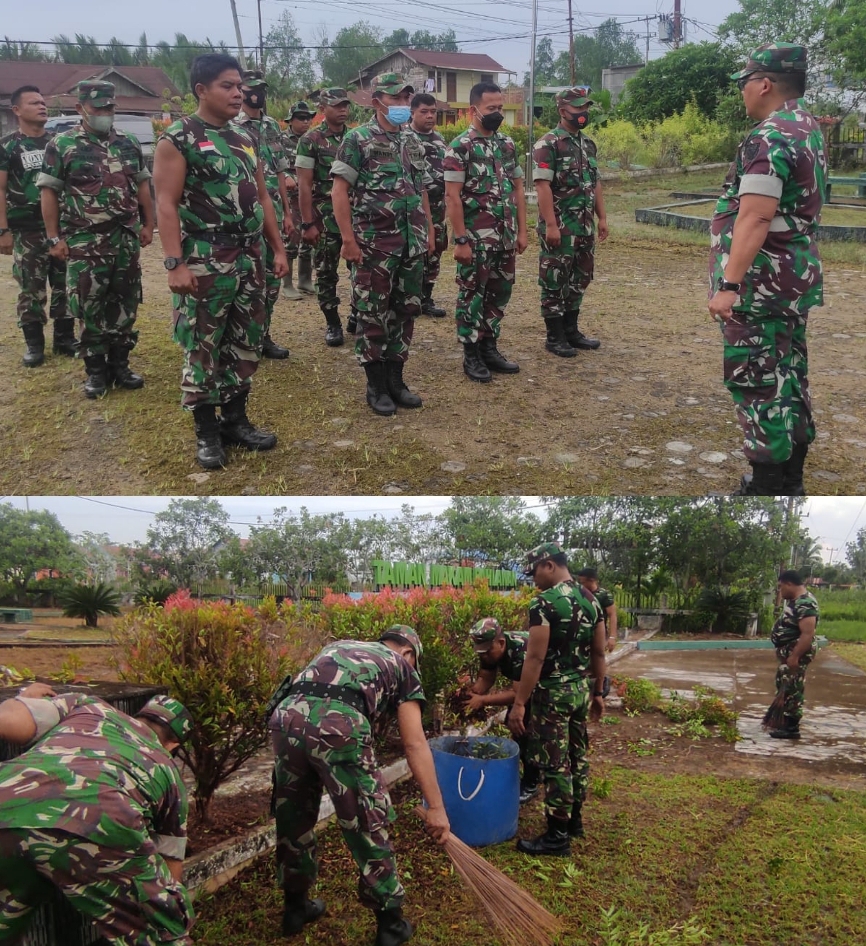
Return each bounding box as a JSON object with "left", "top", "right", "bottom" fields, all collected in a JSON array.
[
  {"left": 403, "top": 50, "right": 508, "bottom": 72},
  {"left": 0, "top": 62, "right": 179, "bottom": 105}
]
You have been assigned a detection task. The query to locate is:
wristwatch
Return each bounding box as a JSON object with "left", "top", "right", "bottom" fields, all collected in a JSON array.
[
  {"left": 454, "top": 235, "right": 471, "bottom": 246},
  {"left": 47, "top": 236, "right": 62, "bottom": 247},
  {"left": 593, "top": 690, "right": 605, "bottom": 697},
  {"left": 300, "top": 221, "right": 315, "bottom": 231},
  {"left": 717, "top": 277, "right": 742, "bottom": 293},
  {"left": 164, "top": 257, "right": 184, "bottom": 270}
]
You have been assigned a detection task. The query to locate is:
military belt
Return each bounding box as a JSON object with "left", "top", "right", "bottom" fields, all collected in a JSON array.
[
  {"left": 186, "top": 230, "right": 262, "bottom": 248},
  {"left": 289, "top": 680, "right": 369, "bottom": 717}
]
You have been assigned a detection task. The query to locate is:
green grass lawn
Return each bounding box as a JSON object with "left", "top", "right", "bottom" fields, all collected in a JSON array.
[
  {"left": 832, "top": 642, "right": 866, "bottom": 672},
  {"left": 192, "top": 768, "right": 866, "bottom": 946},
  {"left": 821, "top": 620, "right": 866, "bottom": 642}
]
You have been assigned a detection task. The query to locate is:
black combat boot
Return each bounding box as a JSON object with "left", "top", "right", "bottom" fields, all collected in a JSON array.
[
  {"left": 386, "top": 361, "right": 422, "bottom": 408},
  {"left": 519, "top": 777, "right": 540, "bottom": 805},
  {"left": 563, "top": 312, "right": 600, "bottom": 350},
  {"left": 220, "top": 391, "right": 277, "bottom": 451},
  {"left": 346, "top": 310, "right": 359, "bottom": 335},
  {"left": 52, "top": 318, "right": 78, "bottom": 356},
  {"left": 734, "top": 462, "right": 785, "bottom": 496},
  {"left": 462, "top": 342, "right": 491, "bottom": 383},
  {"left": 544, "top": 317, "right": 577, "bottom": 358},
  {"left": 480, "top": 336, "right": 519, "bottom": 373},
  {"left": 323, "top": 308, "right": 344, "bottom": 347},
  {"left": 364, "top": 362, "right": 397, "bottom": 416},
  {"left": 192, "top": 404, "right": 227, "bottom": 469},
  {"left": 296, "top": 255, "right": 315, "bottom": 293},
  {"left": 782, "top": 443, "right": 808, "bottom": 497},
  {"left": 282, "top": 890, "right": 326, "bottom": 937},
  {"left": 769, "top": 715, "right": 801, "bottom": 740},
  {"left": 107, "top": 344, "right": 144, "bottom": 389},
  {"left": 421, "top": 283, "right": 446, "bottom": 317},
  {"left": 83, "top": 355, "right": 109, "bottom": 398},
  {"left": 374, "top": 907, "right": 413, "bottom": 946},
  {"left": 568, "top": 802, "right": 585, "bottom": 838},
  {"left": 516, "top": 815, "right": 571, "bottom": 856},
  {"left": 21, "top": 322, "right": 45, "bottom": 368},
  {"left": 262, "top": 334, "right": 290, "bottom": 359}
]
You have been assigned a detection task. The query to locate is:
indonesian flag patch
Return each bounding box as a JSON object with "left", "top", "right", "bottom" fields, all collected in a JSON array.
[
  {"left": 198, "top": 140, "right": 218, "bottom": 153},
  {"left": 537, "top": 162, "right": 550, "bottom": 169}
]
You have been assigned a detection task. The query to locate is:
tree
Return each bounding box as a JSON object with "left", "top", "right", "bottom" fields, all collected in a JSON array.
[
  {"left": 846, "top": 528, "right": 866, "bottom": 584},
  {"left": 622, "top": 42, "right": 739, "bottom": 123},
  {"left": 75, "top": 532, "right": 120, "bottom": 585},
  {"left": 0, "top": 38, "right": 48, "bottom": 61},
  {"left": 524, "top": 36, "right": 557, "bottom": 88},
  {"left": 264, "top": 11, "right": 315, "bottom": 94},
  {"left": 60, "top": 582, "right": 121, "bottom": 628},
  {"left": 144, "top": 498, "right": 233, "bottom": 591},
  {"left": 317, "top": 21, "right": 384, "bottom": 88},
  {"left": 825, "top": 0, "right": 866, "bottom": 85},
  {"left": 439, "top": 497, "right": 544, "bottom": 568},
  {"left": 552, "top": 19, "right": 642, "bottom": 90},
  {"left": 718, "top": 0, "right": 827, "bottom": 58},
  {"left": 382, "top": 28, "right": 457, "bottom": 53},
  {"left": 0, "top": 504, "right": 81, "bottom": 597}
]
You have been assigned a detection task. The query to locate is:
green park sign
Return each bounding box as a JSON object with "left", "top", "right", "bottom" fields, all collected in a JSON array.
[{"left": 371, "top": 560, "right": 517, "bottom": 590}]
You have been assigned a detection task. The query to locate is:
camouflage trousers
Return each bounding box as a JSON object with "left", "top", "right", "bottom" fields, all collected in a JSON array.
[
  {"left": 0, "top": 827, "right": 194, "bottom": 945},
  {"left": 527, "top": 682, "right": 590, "bottom": 822},
  {"left": 721, "top": 311, "right": 815, "bottom": 464},
  {"left": 353, "top": 249, "right": 423, "bottom": 365},
  {"left": 455, "top": 246, "right": 516, "bottom": 344},
  {"left": 270, "top": 703, "right": 403, "bottom": 911},
  {"left": 66, "top": 229, "right": 141, "bottom": 359},
  {"left": 172, "top": 238, "right": 266, "bottom": 410},
  {"left": 284, "top": 196, "right": 312, "bottom": 264},
  {"left": 423, "top": 207, "right": 447, "bottom": 284},
  {"left": 774, "top": 643, "right": 816, "bottom": 721},
  {"left": 263, "top": 238, "right": 281, "bottom": 330},
  {"left": 538, "top": 232, "right": 595, "bottom": 319},
  {"left": 12, "top": 230, "right": 67, "bottom": 327},
  {"left": 313, "top": 228, "right": 343, "bottom": 314}
]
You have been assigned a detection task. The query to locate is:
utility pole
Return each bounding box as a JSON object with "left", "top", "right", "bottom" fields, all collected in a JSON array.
[
  {"left": 228, "top": 0, "right": 247, "bottom": 68},
  {"left": 256, "top": 0, "right": 265, "bottom": 69},
  {"left": 644, "top": 15, "right": 651, "bottom": 64},
  {"left": 673, "top": 0, "right": 682, "bottom": 49},
  {"left": 567, "top": 0, "right": 575, "bottom": 85},
  {"left": 527, "top": 0, "right": 538, "bottom": 180}
]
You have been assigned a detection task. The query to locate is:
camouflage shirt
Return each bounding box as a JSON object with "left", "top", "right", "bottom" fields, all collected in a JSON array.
[
  {"left": 532, "top": 126, "right": 598, "bottom": 237},
  {"left": 295, "top": 121, "right": 346, "bottom": 232},
  {"left": 0, "top": 131, "right": 52, "bottom": 231},
  {"left": 37, "top": 125, "right": 149, "bottom": 237},
  {"left": 282, "top": 128, "right": 302, "bottom": 205},
  {"left": 443, "top": 126, "right": 523, "bottom": 250},
  {"left": 332, "top": 115, "right": 431, "bottom": 258},
  {"left": 528, "top": 580, "right": 602, "bottom": 688},
  {"left": 412, "top": 126, "right": 446, "bottom": 215},
  {"left": 232, "top": 111, "right": 288, "bottom": 204},
  {"left": 594, "top": 586, "right": 615, "bottom": 614},
  {"left": 495, "top": 630, "right": 530, "bottom": 683},
  {"left": 710, "top": 100, "right": 827, "bottom": 318},
  {"left": 160, "top": 115, "right": 264, "bottom": 237},
  {"left": 771, "top": 591, "right": 820, "bottom": 648},
  {"left": 0, "top": 693, "right": 188, "bottom": 859}
]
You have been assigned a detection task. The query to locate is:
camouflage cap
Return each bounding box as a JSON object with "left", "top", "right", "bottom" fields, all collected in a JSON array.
[
  {"left": 242, "top": 69, "right": 268, "bottom": 89},
  {"left": 469, "top": 617, "right": 503, "bottom": 652},
  {"left": 320, "top": 87, "right": 351, "bottom": 106},
  {"left": 556, "top": 85, "right": 593, "bottom": 108},
  {"left": 731, "top": 42, "right": 808, "bottom": 81},
  {"left": 77, "top": 80, "right": 116, "bottom": 107},
  {"left": 137, "top": 695, "right": 194, "bottom": 743},
  {"left": 523, "top": 541, "right": 564, "bottom": 575},
  {"left": 380, "top": 624, "right": 423, "bottom": 670},
  {"left": 373, "top": 72, "right": 414, "bottom": 96},
  {"left": 289, "top": 100, "right": 315, "bottom": 119}
]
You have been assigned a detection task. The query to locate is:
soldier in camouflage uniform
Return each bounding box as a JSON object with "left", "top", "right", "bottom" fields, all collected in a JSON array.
[
  {"left": 267, "top": 626, "right": 449, "bottom": 946},
  {"left": 577, "top": 566, "right": 618, "bottom": 652},
  {"left": 533, "top": 86, "right": 608, "bottom": 357},
  {"left": 709, "top": 43, "right": 826, "bottom": 497},
  {"left": 331, "top": 73, "right": 435, "bottom": 416},
  {"left": 0, "top": 84, "right": 76, "bottom": 368},
  {"left": 464, "top": 617, "right": 541, "bottom": 803},
  {"left": 768, "top": 570, "right": 819, "bottom": 739},
  {"left": 445, "top": 81, "right": 528, "bottom": 383},
  {"left": 280, "top": 102, "right": 315, "bottom": 300},
  {"left": 0, "top": 689, "right": 194, "bottom": 945},
  {"left": 233, "top": 69, "right": 293, "bottom": 359},
  {"left": 509, "top": 542, "right": 606, "bottom": 855},
  {"left": 153, "top": 54, "right": 288, "bottom": 470},
  {"left": 409, "top": 92, "right": 447, "bottom": 318},
  {"left": 296, "top": 89, "right": 352, "bottom": 346},
  {"left": 38, "top": 80, "right": 154, "bottom": 398}
]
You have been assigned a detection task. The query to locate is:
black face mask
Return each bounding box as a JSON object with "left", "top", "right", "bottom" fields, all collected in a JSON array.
[
  {"left": 244, "top": 91, "right": 266, "bottom": 109},
  {"left": 564, "top": 111, "right": 589, "bottom": 130},
  {"left": 478, "top": 110, "right": 505, "bottom": 132}
]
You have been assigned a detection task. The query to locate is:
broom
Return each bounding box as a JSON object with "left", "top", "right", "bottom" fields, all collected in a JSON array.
[
  {"left": 415, "top": 806, "right": 563, "bottom": 946},
  {"left": 762, "top": 667, "right": 794, "bottom": 730}
]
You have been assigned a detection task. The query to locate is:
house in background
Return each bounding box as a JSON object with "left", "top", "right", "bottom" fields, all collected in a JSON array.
[
  {"left": 0, "top": 62, "right": 180, "bottom": 136},
  {"left": 357, "top": 49, "right": 520, "bottom": 125}
]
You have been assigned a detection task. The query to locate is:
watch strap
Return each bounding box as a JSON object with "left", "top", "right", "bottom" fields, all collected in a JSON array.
[{"left": 718, "top": 277, "right": 741, "bottom": 292}]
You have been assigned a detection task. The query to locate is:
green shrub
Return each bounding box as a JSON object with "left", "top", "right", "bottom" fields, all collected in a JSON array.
[
  {"left": 133, "top": 579, "right": 179, "bottom": 607},
  {"left": 592, "top": 119, "right": 646, "bottom": 169},
  {"left": 662, "top": 686, "right": 739, "bottom": 742},
  {"left": 59, "top": 582, "right": 121, "bottom": 628},
  {"left": 619, "top": 677, "right": 661, "bottom": 714},
  {"left": 696, "top": 587, "right": 752, "bottom": 634}
]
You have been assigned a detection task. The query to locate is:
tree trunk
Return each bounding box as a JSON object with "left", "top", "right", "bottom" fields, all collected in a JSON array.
[{"left": 86, "top": 613, "right": 98, "bottom": 628}]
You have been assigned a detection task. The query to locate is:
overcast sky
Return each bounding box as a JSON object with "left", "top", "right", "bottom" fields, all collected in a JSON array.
[
  {"left": 5, "top": 0, "right": 742, "bottom": 82},
  {"left": 3, "top": 496, "right": 863, "bottom": 564}
]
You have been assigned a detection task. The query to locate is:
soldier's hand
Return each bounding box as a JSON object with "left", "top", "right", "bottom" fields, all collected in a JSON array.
[
  {"left": 544, "top": 224, "right": 562, "bottom": 248},
  {"left": 0, "top": 232, "right": 12, "bottom": 255},
  {"left": 49, "top": 239, "right": 69, "bottom": 261},
  {"left": 516, "top": 232, "right": 528, "bottom": 255},
  {"left": 708, "top": 290, "right": 737, "bottom": 322},
  {"left": 507, "top": 702, "right": 525, "bottom": 737},
  {"left": 285, "top": 177, "right": 297, "bottom": 191},
  {"left": 282, "top": 216, "right": 295, "bottom": 237},
  {"left": 273, "top": 252, "right": 289, "bottom": 279},
  {"left": 589, "top": 695, "right": 604, "bottom": 723},
  {"left": 453, "top": 242, "right": 472, "bottom": 265},
  {"left": 597, "top": 217, "right": 609, "bottom": 242},
  {"left": 606, "top": 637, "right": 616, "bottom": 653},
  {"left": 168, "top": 263, "right": 198, "bottom": 296},
  {"left": 341, "top": 238, "right": 363, "bottom": 265},
  {"left": 463, "top": 692, "right": 487, "bottom": 713},
  {"left": 424, "top": 805, "right": 451, "bottom": 845},
  {"left": 786, "top": 655, "right": 800, "bottom": 671},
  {"left": 302, "top": 225, "right": 320, "bottom": 245},
  {"left": 427, "top": 231, "right": 436, "bottom": 255},
  {"left": 140, "top": 226, "right": 154, "bottom": 248},
  {"left": 18, "top": 683, "right": 57, "bottom": 699}
]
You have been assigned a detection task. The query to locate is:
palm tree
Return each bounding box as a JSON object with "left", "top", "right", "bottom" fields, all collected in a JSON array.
[{"left": 60, "top": 582, "right": 122, "bottom": 628}]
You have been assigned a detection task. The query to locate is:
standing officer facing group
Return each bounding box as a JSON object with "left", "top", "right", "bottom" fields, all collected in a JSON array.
[
  {"left": 0, "top": 85, "right": 76, "bottom": 368},
  {"left": 280, "top": 101, "right": 315, "bottom": 300},
  {"left": 533, "top": 86, "right": 606, "bottom": 357}
]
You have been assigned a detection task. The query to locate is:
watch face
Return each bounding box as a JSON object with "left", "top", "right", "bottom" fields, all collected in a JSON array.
[{"left": 164, "top": 258, "right": 178, "bottom": 270}]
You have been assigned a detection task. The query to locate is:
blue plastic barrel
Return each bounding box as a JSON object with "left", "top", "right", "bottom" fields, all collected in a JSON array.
[{"left": 428, "top": 735, "right": 520, "bottom": 847}]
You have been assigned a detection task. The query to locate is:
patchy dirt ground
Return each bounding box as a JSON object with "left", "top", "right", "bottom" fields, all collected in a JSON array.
[{"left": 2, "top": 170, "right": 865, "bottom": 496}]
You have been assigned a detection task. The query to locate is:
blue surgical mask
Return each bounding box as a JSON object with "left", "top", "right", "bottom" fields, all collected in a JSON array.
[{"left": 386, "top": 106, "right": 411, "bottom": 126}]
